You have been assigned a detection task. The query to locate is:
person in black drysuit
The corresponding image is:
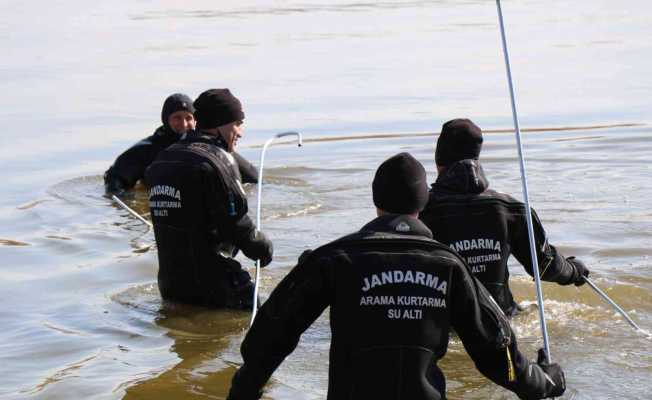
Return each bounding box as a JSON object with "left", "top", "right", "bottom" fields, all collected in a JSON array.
[
  {"left": 104, "top": 93, "right": 258, "bottom": 195},
  {"left": 419, "top": 119, "right": 590, "bottom": 316},
  {"left": 144, "top": 89, "right": 272, "bottom": 309},
  {"left": 227, "top": 153, "right": 566, "bottom": 400}
]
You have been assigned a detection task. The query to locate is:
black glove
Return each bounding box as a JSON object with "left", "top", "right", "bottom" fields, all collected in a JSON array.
[
  {"left": 233, "top": 151, "right": 259, "bottom": 184},
  {"left": 536, "top": 348, "right": 566, "bottom": 398},
  {"left": 104, "top": 167, "right": 126, "bottom": 196},
  {"left": 567, "top": 256, "right": 590, "bottom": 286},
  {"left": 256, "top": 231, "right": 273, "bottom": 268}
]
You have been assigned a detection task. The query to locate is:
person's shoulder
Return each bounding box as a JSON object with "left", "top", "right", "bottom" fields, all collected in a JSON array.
[
  {"left": 305, "top": 234, "right": 356, "bottom": 259},
  {"left": 492, "top": 192, "right": 539, "bottom": 221},
  {"left": 151, "top": 125, "right": 169, "bottom": 137},
  {"left": 315, "top": 228, "right": 463, "bottom": 262},
  {"left": 421, "top": 185, "right": 495, "bottom": 212},
  {"left": 151, "top": 126, "right": 182, "bottom": 146},
  {"left": 135, "top": 126, "right": 165, "bottom": 144},
  {"left": 294, "top": 230, "right": 371, "bottom": 266},
  {"left": 483, "top": 188, "right": 517, "bottom": 202},
  {"left": 114, "top": 134, "right": 156, "bottom": 161},
  {"left": 476, "top": 189, "right": 529, "bottom": 211}
]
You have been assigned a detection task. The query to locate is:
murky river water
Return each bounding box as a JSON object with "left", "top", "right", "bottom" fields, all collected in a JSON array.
[{"left": 1, "top": 1, "right": 651, "bottom": 399}]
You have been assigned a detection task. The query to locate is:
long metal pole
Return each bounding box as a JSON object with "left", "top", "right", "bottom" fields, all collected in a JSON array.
[
  {"left": 112, "top": 195, "right": 153, "bottom": 228},
  {"left": 251, "top": 132, "right": 303, "bottom": 326},
  {"left": 584, "top": 277, "right": 642, "bottom": 331},
  {"left": 495, "top": 0, "right": 552, "bottom": 361}
]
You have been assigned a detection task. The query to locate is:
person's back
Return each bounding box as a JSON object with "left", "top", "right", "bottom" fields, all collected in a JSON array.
[
  {"left": 227, "top": 153, "right": 566, "bottom": 400},
  {"left": 296, "top": 216, "right": 514, "bottom": 399},
  {"left": 419, "top": 119, "right": 589, "bottom": 315},
  {"left": 315, "top": 217, "right": 455, "bottom": 398},
  {"left": 145, "top": 89, "right": 272, "bottom": 309},
  {"left": 146, "top": 133, "right": 245, "bottom": 306}
]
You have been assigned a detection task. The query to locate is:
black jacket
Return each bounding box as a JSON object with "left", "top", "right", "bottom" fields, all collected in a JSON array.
[
  {"left": 104, "top": 126, "right": 259, "bottom": 194},
  {"left": 419, "top": 159, "right": 580, "bottom": 315},
  {"left": 144, "top": 131, "right": 272, "bottom": 308},
  {"left": 228, "top": 215, "right": 560, "bottom": 400}
]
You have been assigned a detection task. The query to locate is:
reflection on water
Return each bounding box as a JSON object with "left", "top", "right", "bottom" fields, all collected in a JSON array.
[
  {"left": 116, "top": 285, "right": 247, "bottom": 400},
  {"left": 114, "top": 285, "right": 314, "bottom": 400}
]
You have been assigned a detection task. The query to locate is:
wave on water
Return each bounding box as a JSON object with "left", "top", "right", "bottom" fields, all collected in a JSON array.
[
  {"left": 111, "top": 283, "right": 162, "bottom": 316},
  {"left": 22, "top": 352, "right": 103, "bottom": 396},
  {"left": 41, "top": 166, "right": 341, "bottom": 228},
  {"left": 129, "top": 2, "right": 441, "bottom": 21},
  {"left": 16, "top": 199, "right": 52, "bottom": 210},
  {"left": 513, "top": 299, "right": 612, "bottom": 338},
  {"left": 47, "top": 175, "right": 107, "bottom": 206},
  {"left": 42, "top": 321, "right": 87, "bottom": 336},
  {"left": 248, "top": 123, "right": 646, "bottom": 147},
  {"left": 263, "top": 165, "right": 367, "bottom": 172},
  {"left": 110, "top": 283, "right": 251, "bottom": 336},
  {"left": 265, "top": 203, "right": 323, "bottom": 220},
  {"left": 0, "top": 238, "right": 30, "bottom": 246},
  {"left": 593, "top": 247, "right": 652, "bottom": 258},
  {"left": 47, "top": 175, "right": 152, "bottom": 216},
  {"left": 261, "top": 173, "right": 310, "bottom": 187},
  {"left": 47, "top": 175, "right": 156, "bottom": 235}
]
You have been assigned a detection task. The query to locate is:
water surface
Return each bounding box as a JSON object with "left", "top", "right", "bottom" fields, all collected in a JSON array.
[{"left": 1, "top": 1, "right": 651, "bottom": 399}]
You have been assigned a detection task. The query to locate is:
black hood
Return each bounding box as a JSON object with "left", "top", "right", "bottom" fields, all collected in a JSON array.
[
  {"left": 161, "top": 93, "right": 195, "bottom": 132},
  {"left": 432, "top": 159, "right": 489, "bottom": 195}
]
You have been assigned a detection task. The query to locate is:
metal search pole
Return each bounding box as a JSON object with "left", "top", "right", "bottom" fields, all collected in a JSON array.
[
  {"left": 584, "top": 277, "right": 642, "bottom": 332},
  {"left": 495, "top": 0, "right": 553, "bottom": 361},
  {"left": 251, "top": 132, "right": 303, "bottom": 326},
  {"left": 112, "top": 195, "right": 153, "bottom": 228}
]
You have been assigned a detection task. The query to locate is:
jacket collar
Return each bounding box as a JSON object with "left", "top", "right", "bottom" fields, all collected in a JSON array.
[
  {"left": 182, "top": 130, "right": 229, "bottom": 151},
  {"left": 360, "top": 214, "right": 433, "bottom": 239},
  {"left": 154, "top": 125, "right": 181, "bottom": 139},
  {"left": 432, "top": 159, "right": 489, "bottom": 195}
]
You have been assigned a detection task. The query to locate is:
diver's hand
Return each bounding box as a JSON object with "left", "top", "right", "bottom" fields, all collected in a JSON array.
[
  {"left": 567, "top": 256, "right": 590, "bottom": 286},
  {"left": 256, "top": 230, "right": 273, "bottom": 267},
  {"left": 536, "top": 348, "right": 566, "bottom": 398}
]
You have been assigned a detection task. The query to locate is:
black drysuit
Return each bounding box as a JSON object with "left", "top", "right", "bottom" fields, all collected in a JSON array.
[
  {"left": 145, "top": 132, "right": 272, "bottom": 309},
  {"left": 104, "top": 128, "right": 258, "bottom": 194},
  {"left": 228, "top": 215, "right": 562, "bottom": 400},
  {"left": 419, "top": 159, "right": 582, "bottom": 315}
]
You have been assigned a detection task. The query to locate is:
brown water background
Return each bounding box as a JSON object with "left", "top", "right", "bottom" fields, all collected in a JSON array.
[{"left": 1, "top": 1, "right": 651, "bottom": 399}]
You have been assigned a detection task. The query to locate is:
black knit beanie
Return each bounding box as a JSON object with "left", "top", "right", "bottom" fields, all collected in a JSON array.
[
  {"left": 193, "top": 89, "right": 245, "bottom": 129},
  {"left": 373, "top": 152, "right": 429, "bottom": 214},
  {"left": 435, "top": 118, "right": 483, "bottom": 166},
  {"left": 161, "top": 93, "right": 195, "bottom": 129}
]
